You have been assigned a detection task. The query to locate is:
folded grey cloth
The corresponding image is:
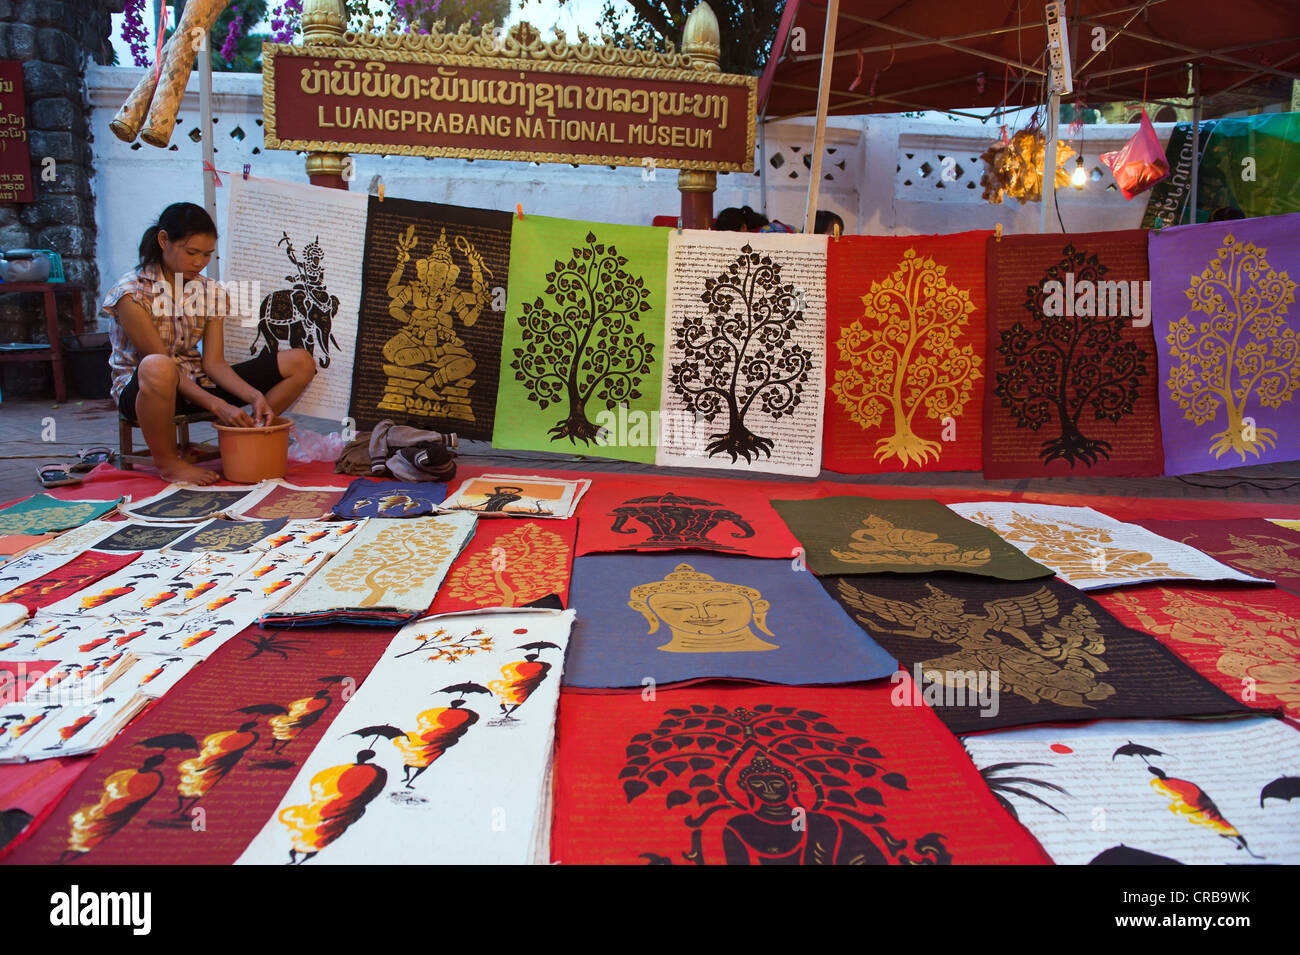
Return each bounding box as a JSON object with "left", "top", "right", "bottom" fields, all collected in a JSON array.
[
  {"left": 388, "top": 443, "right": 457, "bottom": 483},
  {"left": 365, "top": 419, "right": 458, "bottom": 482}
]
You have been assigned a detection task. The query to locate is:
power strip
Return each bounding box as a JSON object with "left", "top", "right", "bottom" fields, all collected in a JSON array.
[{"left": 1045, "top": 1, "right": 1074, "bottom": 95}]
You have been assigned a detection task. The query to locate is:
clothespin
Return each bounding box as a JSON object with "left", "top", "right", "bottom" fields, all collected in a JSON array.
[
  {"left": 242, "top": 163, "right": 250, "bottom": 180},
  {"left": 995, "top": 223, "right": 1003, "bottom": 242},
  {"left": 367, "top": 175, "right": 384, "bottom": 201},
  {"left": 676, "top": 217, "right": 683, "bottom": 234},
  {"left": 378, "top": 182, "right": 385, "bottom": 202},
  {"left": 516, "top": 203, "right": 524, "bottom": 220}
]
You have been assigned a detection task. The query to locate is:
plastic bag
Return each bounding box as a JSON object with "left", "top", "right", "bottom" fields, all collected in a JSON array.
[
  {"left": 287, "top": 427, "right": 347, "bottom": 463},
  {"left": 1101, "top": 109, "right": 1170, "bottom": 200}
]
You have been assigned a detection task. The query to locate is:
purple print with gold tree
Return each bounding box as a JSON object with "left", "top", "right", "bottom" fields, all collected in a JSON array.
[{"left": 1151, "top": 212, "right": 1300, "bottom": 475}]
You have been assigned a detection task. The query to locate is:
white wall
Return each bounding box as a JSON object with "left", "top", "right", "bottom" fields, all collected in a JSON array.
[{"left": 87, "top": 65, "right": 1170, "bottom": 327}]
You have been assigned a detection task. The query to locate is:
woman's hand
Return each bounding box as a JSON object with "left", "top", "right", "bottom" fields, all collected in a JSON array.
[
  {"left": 250, "top": 393, "right": 274, "bottom": 427},
  {"left": 212, "top": 400, "right": 255, "bottom": 428}
]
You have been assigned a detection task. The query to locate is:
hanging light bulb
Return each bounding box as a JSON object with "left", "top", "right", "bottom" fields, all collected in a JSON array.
[{"left": 1072, "top": 155, "right": 1087, "bottom": 188}]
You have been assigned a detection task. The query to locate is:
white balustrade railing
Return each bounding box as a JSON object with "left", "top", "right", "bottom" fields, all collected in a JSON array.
[{"left": 86, "top": 66, "right": 1172, "bottom": 324}]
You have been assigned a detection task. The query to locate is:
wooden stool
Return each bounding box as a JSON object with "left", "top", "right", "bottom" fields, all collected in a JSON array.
[
  {"left": 0, "top": 282, "right": 85, "bottom": 402},
  {"left": 117, "top": 412, "right": 219, "bottom": 470}
]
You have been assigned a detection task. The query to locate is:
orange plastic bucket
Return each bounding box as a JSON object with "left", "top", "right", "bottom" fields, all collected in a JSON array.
[{"left": 214, "top": 416, "right": 292, "bottom": 484}]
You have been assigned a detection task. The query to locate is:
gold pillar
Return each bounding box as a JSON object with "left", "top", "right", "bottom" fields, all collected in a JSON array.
[
  {"left": 679, "top": 2, "right": 719, "bottom": 229},
  {"left": 302, "top": 0, "right": 349, "bottom": 189}
]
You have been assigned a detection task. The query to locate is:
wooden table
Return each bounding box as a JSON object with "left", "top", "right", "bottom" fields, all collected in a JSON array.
[{"left": 0, "top": 281, "right": 86, "bottom": 402}]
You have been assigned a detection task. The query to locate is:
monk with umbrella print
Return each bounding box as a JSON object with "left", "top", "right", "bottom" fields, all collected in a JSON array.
[
  {"left": 266, "top": 676, "right": 349, "bottom": 754},
  {"left": 365, "top": 683, "right": 487, "bottom": 791},
  {"left": 487, "top": 642, "right": 561, "bottom": 724},
  {"left": 277, "top": 743, "right": 389, "bottom": 865},
  {"left": 78, "top": 572, "right": 158, "bottom": 611},
  {"left": 59, "top": 735, "right": 197, "bottom": 863},
  {"left": 150, "top": 704, "right": 287, "bottom": 826},
  {"left": 1114, "top": 742, "right": 1265, "bottom": 859}
]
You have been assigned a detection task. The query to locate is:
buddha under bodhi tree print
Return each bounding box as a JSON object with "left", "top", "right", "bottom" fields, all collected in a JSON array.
[
  {"left": 984, "top": 230, "right": 1164, "bottom": 478},
  {"left": 550, "top": 683, "right": 1052, "bottom": 865},
  {"left": 1149, "top": 212, "right": 1300, "bottom": 474},
  {"left": 493, "top": 216, "right": 667, "bottom": 464},
  {"left": 824, "top": 232, "right": 989, "bottom": 473},
  {"left": 656, "top": 231, "right": 826, "bottom": 477}
]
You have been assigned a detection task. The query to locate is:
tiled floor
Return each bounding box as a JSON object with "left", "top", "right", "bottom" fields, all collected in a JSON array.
[{"left": 2, "top": 396, "right": 1299, "bottom": 503}]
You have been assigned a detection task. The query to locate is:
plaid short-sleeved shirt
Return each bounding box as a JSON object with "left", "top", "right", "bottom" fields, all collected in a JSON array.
[{"left": 103, "top": 264, "right": 220, "bottom": 401}]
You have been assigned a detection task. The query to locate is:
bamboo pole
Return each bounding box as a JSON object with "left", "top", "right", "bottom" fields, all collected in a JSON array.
[{"left": 803, "top": 0, "right": 840, "bottom": 234}]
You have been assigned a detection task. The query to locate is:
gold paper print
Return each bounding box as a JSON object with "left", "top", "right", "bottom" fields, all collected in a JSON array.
[
  {"left": 832, "top": 249, "right": 982, "bottom": 466},
  {"left": 1216, "top": 533, "right": 1300, "bottom": 576},
  {"left": 628, "top": 563, "right": 778, "bottom": 654},
  {"left": 98, "top": 526, "right": 185, "bottom": 550},
  {"left": 247, "top": 492, "right": 339, "bottom": 520},
  {"left": 0, "top": 503, "right": 101, "bottom": 535},
  {"left": 837, "top": 579, "right": 1116, "bottom": 708},
  {"left": 188, "top": 523, "right": 277, "bottom": 552},
  {"left": 1105, "top": 587, "right": 1300, "bottom": 717},
  {"left": 1166, "top": 233, "right": 1300, "bottom": 460},
  {"left": 963, "top": 510, "right": 1192, "bottom": 581},
  {"left": 443, "top": 524, "right": 569, "bottom": 607},
  {"left": 379, "top": 226, "right": 490, "bottom": 420},
  {"left": 830, "top": 514, "right": 991, "bottom": 567},
  {"left": 322, "top": 522, "right": 456, "bottom": 608}
]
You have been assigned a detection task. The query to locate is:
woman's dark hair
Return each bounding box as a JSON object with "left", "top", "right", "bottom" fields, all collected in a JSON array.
[
  {"left": 814, "top": 210, "right": 845, "bottom": 235},
  {"left": 714, "top": 205, "right": 770, "bottom": 232},
  {"left": 741, "top": 205, "right": 770, "bottom": 230},
  {"left": 138, "top": 202, "right": 217, "bottom": 270},
  {"left": 714, "top": 206, "right": 748, "bottom": 231},
  {"left": 1209, "top": 206, "right": 1246, "bottom": 222}
]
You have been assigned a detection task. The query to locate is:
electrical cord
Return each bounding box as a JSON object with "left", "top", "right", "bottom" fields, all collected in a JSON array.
[{"left": 1175, "top": 475, "right": 1300, "bottom": 491}]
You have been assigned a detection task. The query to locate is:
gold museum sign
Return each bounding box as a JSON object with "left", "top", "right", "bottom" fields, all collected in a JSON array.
[{"left": 264, "top": 28, "right": 757, "bottom": 171}]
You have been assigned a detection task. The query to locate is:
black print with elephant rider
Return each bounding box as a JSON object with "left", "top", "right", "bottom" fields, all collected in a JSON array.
[{"left": 253, "top": 232, "right": 342, "bottom": 368}]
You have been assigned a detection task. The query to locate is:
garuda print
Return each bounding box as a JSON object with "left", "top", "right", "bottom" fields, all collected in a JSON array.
[{"left": 836, "top": 579, "right": 1117, "bottom": 708}]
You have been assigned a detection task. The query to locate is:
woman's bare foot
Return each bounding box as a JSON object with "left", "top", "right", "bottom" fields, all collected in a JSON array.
[{"left": 156, "top": 460, "right": 220, "bottom": 485}]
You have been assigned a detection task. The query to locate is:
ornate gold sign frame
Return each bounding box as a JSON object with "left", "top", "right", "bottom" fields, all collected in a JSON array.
[{"left": 263, "top": 24, "right": 757, "bottom": 172}]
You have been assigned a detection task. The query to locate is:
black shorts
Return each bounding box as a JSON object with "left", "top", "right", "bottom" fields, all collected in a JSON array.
[{"left": 117, "top": 348, "right": 286, "bottom": 421}]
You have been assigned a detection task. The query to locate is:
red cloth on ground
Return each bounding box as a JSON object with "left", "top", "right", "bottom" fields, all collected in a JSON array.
[
  {"left": 25, "top": 462, "right": 1300, "bottom": 525},
  {"left": 0, "top": 756, "right": 92, "bottom": 815},
  {"left": 551, "top": 680, "right": 1051, "bottom": 865}
]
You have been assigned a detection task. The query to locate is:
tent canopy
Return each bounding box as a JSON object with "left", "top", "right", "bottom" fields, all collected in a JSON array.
[{"left": 760, "top": 0, "right": 1300, "bottom": 120}]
